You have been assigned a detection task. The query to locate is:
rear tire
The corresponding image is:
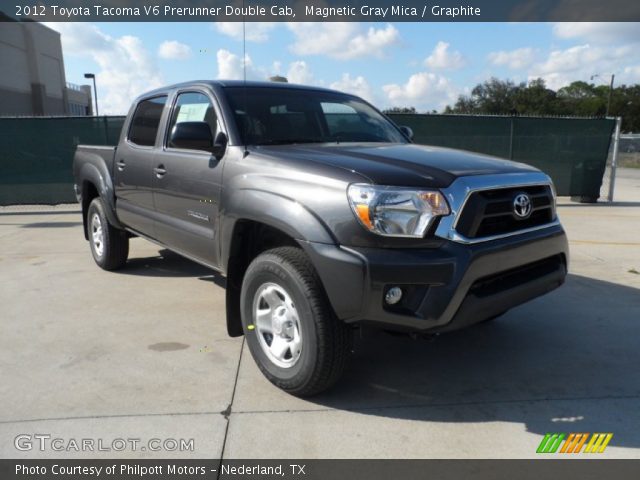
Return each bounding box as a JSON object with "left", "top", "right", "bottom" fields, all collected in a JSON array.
[
  {"left": 87, "top": 197, "right": 129, "bottom": 271},
  {"left": 240, "top": 247, "right": 352, "bottom": 397}
]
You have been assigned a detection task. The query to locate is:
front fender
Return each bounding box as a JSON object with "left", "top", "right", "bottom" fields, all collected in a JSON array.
[{"left": 219, "top": 188, "right": 336, "bottom": 268}]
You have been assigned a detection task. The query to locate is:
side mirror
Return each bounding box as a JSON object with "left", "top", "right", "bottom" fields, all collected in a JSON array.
[
  {"left": 212, "top": 131, "right": 228, "bottom": 159},
  {"left": 399, "top": 125, "right": 414, "bottom": 141},
  {"left": 169, "top": 122, "right": 213, "bottom": 151}
]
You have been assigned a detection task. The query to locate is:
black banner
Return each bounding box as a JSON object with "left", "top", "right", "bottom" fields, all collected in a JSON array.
[
  {"left": 2, "top": 460, "right": 640, "bottom": 480},
  {"left": 1, "top": 0, "right": 640, "bottom": 22}
]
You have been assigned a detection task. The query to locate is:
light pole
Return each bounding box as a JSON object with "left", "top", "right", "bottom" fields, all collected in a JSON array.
[
  {"left": 84, "top": 73, "right": 99, "bottom": 116},
  {"left": 591, "top": 73, "right": 615, "bottom": 117}
]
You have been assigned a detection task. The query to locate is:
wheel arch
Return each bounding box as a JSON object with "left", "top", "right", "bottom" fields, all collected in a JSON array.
[
  {"left": 220, "top": 189, "right": 338, "bottom": 337},
  {"left": 77, "top": 161, "right": 122, "bottom": 239},
  {"left": 223, "top": 219, "right": 305, "bottom": 337}
]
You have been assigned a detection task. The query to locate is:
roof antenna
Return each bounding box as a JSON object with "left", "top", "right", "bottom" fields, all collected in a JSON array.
[{"left": 242, "top": 2, "right": 249, "bottom": 158}]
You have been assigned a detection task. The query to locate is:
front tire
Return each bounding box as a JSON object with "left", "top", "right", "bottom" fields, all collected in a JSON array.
[
  {"left": 87, "top": 198, "right": 129, "bottom": 271},
  {"left": 240, "top": 247, "right": 352, "bottom": 397}
]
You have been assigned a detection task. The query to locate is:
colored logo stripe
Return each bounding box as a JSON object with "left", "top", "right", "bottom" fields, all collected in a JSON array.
[
  {"left": 536, "top": 433, "right": 565, "bottom": 453},
  {"left": 584, "top": 433, "right": 613, "bottom": 453},
  {"left": 537, "top": 433, "right": 613, "bottom": 454},
  {"left": 559, "top": 433, "right": 589, "bottom": 453}
]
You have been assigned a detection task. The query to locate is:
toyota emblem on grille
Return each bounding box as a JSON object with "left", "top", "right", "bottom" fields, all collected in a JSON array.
[{"left": 513, "top": 193, "right": 532, "bottom": 219}]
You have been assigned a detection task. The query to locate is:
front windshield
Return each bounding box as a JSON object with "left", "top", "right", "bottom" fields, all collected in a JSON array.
[{"left": 224, "top": 86, "right": 407, "bottom": 145}]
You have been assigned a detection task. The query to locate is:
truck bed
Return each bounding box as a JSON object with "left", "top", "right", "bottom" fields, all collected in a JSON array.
[{"left": 75, "top": 145, "right": 117, "bottom": 167}]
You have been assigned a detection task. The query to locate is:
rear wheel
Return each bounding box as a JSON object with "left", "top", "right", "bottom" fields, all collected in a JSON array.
[
  {"left": 87, "top": 198, "right": 129, "bottom": 271},
  {"left": 240, "top": 247, "right": 352, "bottom": 396}
]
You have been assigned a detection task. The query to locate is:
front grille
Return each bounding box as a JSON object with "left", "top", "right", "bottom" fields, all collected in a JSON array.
[{"left": 455, "top": 185, "right": 555, "bottom": 239}]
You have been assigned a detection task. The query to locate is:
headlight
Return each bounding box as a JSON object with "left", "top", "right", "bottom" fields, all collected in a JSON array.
[{"left": 347, "top": 184, "right": 450, "bottom": 237}]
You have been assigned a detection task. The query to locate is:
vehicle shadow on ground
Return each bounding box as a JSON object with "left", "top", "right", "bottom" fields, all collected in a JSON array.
[
  {"left": 113, "top": 249, "right": 640, "bottom": 449},
  {"left": 122, "top": 249, "right": 226, "bottom": 287},
  {"left": 308, "top": 274, "right": 640, "bottom": 450}
]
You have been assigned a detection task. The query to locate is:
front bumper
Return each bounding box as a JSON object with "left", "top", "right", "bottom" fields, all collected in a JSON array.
[{"left": 302, "top": 224, "right": 568, "bottom": 333}]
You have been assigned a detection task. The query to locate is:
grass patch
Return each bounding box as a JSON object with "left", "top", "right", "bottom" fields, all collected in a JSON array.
[{"left": 618, "top": 153, "right": 640, "bottom": 169}]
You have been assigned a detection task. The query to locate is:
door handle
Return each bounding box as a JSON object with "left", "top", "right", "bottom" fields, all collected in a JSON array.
[
  {"left": 154, "top": 165, "right": 167, "bottom": 177},
  {"left": 116, "top": 160, "right": 126, "bottom": 171}
]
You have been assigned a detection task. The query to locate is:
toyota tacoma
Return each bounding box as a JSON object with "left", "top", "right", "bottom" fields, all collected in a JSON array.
[{"left": 73, "top": 81, "right": 568, "bottom": 396}]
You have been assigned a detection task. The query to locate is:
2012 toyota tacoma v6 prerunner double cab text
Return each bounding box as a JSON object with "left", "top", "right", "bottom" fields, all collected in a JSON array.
[{"left": 74, "top": 81, "right": 568, "bottom": 396}]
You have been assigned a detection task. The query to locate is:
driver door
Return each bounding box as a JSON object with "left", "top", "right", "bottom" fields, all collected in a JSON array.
[{"left": 152, "top": 90, "right": 226, "bottom": 266}]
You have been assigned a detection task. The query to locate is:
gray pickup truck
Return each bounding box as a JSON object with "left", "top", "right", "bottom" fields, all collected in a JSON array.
[{"left": 74, "top": 80, "right": 568, "bottom": 396}]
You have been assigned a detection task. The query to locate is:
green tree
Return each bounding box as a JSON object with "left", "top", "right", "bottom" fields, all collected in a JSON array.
[
  {"left": 382, "top": 106, "right": 417, "bottom": 114},
  {"left": 513, "top": 79, "right": 558, "bottom": 115},
  {"left": 444, "top": 78, "right": 640, "bottom": 132},
  {"left": 470, "top": 78, "right": 519, "bottom": 114}
]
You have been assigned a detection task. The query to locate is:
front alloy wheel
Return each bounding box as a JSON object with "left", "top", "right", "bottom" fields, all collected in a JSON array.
[
  {"left": 241, "top": 247, "right": 352, "bottom": 396},
  {"left": 253, "top": 283, "right": 302, "bottom": 368}
]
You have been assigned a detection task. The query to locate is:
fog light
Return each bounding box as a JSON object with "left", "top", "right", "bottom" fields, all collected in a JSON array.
[{"left": 385, "top": 287, "right": 403, "bottom": 305}]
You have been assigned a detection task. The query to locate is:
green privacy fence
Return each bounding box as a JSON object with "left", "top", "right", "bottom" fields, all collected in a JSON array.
[
  {"left": 0, "top": 114, "right": 615, "bottom": 205},
  {"left": 388, "top": 114, "right": 616, "bottom": 201},
  {"left": 0, "top": 116, "right": 124, "bottom": 205}
]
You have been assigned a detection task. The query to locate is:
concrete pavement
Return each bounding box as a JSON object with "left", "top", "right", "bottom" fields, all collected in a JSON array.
[{"left": 1, "top": 170, "right": 639, "bottom": 459}]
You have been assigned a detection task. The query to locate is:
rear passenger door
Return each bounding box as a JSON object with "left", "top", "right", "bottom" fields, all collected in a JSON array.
[
  {"left": 114, "top": 95, "right": 167, "bottom": 237},
  {"left": 152, "top": 90, "right": 225, "bottom": 266}
]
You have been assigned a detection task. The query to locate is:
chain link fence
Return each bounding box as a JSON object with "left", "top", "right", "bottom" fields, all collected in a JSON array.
[
  {"left": 600, "top": 123, "right": 637, "bottom": 202},
  {"left": 0, "top": 116, "right": 124, "bottom": 205},
  {"left": 0, "top": 114, "right": 617, "bottom": 205}
]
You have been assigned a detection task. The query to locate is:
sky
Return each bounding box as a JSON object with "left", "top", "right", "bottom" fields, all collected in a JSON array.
[{"left": 44, "top": 21, "right": 640, "bottom": 115}]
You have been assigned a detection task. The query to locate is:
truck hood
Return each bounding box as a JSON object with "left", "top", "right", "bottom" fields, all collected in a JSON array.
[{"left": 258, "top": 143, "right": 539, "bottom": 188}]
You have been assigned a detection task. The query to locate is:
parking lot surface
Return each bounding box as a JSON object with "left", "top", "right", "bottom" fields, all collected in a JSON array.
[{"left": 1, "top": 169, "right": 639, "bottom": 459}]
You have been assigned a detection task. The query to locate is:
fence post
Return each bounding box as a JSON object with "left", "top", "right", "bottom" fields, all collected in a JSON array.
[
  {"left": 607, "top": 117, "right": 622, "bottom": 203},
  {"left": 508, "top": 116, "right": 514, "bottom": 160},
  {"left": 103, "top": 115, "right": 109, "bottom": 144}
]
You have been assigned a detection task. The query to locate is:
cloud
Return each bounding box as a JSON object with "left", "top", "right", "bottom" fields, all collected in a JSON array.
[
  {"left": 488, "top": 47, "right": 536, "bottom": 70},
  {"left": 624, "top": 65, "right": 640, "bottom": 78},
  {"left": 287, "top": 23, "right": 399, "bottom": 60},
  {"left": 286, "top": 61, "right": 314, "bottom": 85},
  {"left": 528, "top": 43, "right": 637, "bottom": 89},
  {"left": 383, "top": 72, "right": 457, "bottom": 111},
  {"left": 425, "top": 41, "right": 465, "bottom": 70},
  {"left": 214, "top": 22, "right": 276, "bottom": 43},
  {"left": 44, "top": 23, "right": 163, "bottom": 115},
  {"left": 330, "top": 74, "right": 373, "bottom": 103},
  {"left": 215, "top": 49, "right": 303, "bottom": 82},
  {"left": 553, "top": 23, "right": 640, "bottom": 45},
  {"left": 158, "top": 40, "right": 192, "bottom": 60},
  {"left": 541, "top": 22, "right": 640, "bottom": 88},
  {"left": 216, "top": 49, "right": 257, "bottom": 80},
  {"left": 215, "top": 49, "right": 315, "bottom": 85}
]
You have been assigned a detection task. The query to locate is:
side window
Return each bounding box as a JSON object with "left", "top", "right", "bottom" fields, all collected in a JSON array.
[
  {"left": 167, "top": 92, "right": 217, "bottom": 149},
  {"left": 128, "top": 96, "right": 167, "bottom": 146}
]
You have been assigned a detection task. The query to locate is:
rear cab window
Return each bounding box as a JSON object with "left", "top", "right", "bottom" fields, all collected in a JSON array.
[{"left": 128, "top": 96, "right": 167, "bottom": 147}]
